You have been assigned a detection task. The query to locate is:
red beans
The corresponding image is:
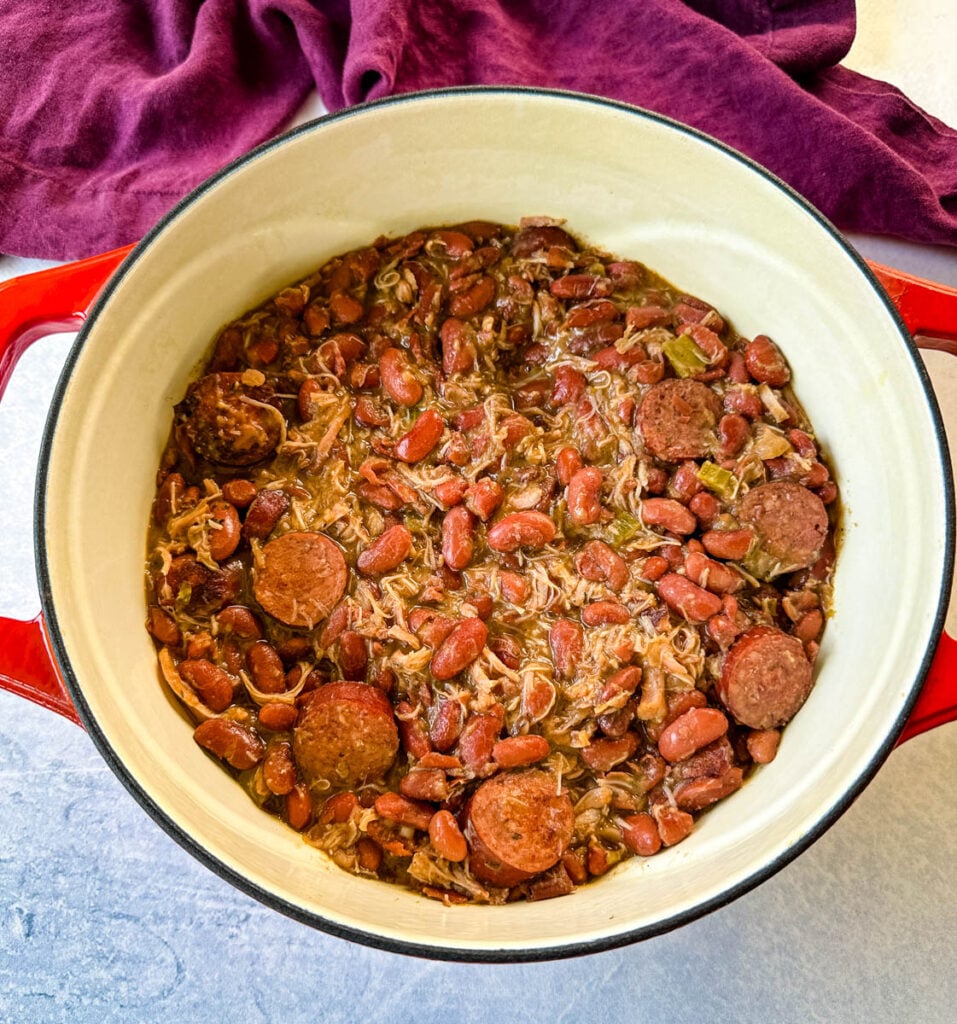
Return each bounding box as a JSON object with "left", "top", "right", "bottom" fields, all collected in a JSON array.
[
  {"left": 178, "top": 659, "right": 234, "bottom": 712},
  {"left": 620, "top": 813, "right": 662, "bottom": 857},
  {"left": 581, "top": 601, "right": 630, "bottom": 626},
  {"left": 566, "top": 467, "right": 603, "bottom": 526},
  {"left": 431, "top": 618, "right": 488, "bottom": 680},
  {"left": 549, "top": 619, "right": 583, "bottom": 679},
  {"left": 657, "top": 574, "right": 723, "bottom": 623},
  {"left": 429, "top": 810, "right": 468, "bottom": 861},
  {"left": 442, "top": 506, "right": 475, "bottom": 571},
  {"left": 207, "top": 502, "right": 241, "bottom": 561},
  {"left": 246, "top": 640, "right": 286, "bottom": 694},
  {"left": 492, "top": 734, "right": 550, "bottom": 768},
  {"left": 440, "top": 317, "right": 477, "bottom": 374},
  {"left": 658, "top": 707, "right": 729, "bottom": 762},
  {"left": 745, "top": 334, "right": 790, "bottom": 386},
  {"left": 357, "top": 524, "right": 413, "bottom": 575},
  {"left": 555, "top": 446, "right": 584, "bottom": 485},
  {"left": 701, "top": 528, "right": 754, "bottom": 561},
  {"left": 380, "top": 347, "right": 423, "bottom": 406},
  {"left": 465, "top": 478, "right": 503, "bottom": 520},
  {"left": 641, "top": 498, "right": 696, "bottom": 535},
  {"left": 575, "top": 539, "right": 629, "bottom": 591},
  {"left": 487, "top": 511, "right": 556, "bottom": 552},
  {"left": 194, "top": 717, "right": 264, "bottom": 769},
  {"left": 395, "top": 409, "right": 445, "bottom": 462}
]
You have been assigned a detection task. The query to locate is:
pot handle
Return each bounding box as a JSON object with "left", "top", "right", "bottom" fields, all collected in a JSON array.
[
  {"left": 868, "top": 261, "right": 957, "bottom": 743},
  {"left": 0, "top": 244, "right": 134, "bottom": 725}
]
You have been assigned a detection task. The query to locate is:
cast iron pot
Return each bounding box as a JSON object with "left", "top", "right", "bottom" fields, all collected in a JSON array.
[{"left": 1, "top": 88, "right": 956, "bottom": 961}]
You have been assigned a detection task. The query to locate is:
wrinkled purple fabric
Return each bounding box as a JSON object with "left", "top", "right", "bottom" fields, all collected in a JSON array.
[{"left": 1, "top": 0, "right": 956, "bottom": 259}]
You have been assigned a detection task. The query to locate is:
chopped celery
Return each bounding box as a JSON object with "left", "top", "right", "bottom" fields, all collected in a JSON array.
[
  {"left": 175, "top": 582, "right": 192, "bottom": 610},
  {"left": 697, "top": 461, "right": 737, "bottom": 500},
  {"left": 662, "top": 333, "right": 708, "bottom": 378},
  {"left": 605, "top": 512, "right": 642, "bottom": 546}
]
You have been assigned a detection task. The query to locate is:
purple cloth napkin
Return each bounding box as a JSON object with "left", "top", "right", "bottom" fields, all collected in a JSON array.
[{"left": 2, "top": 0, "right": 956, "bottom": 260}]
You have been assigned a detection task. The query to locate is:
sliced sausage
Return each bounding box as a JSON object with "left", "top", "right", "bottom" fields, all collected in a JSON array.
[
  {"left": 637, "top": 379, "right": 720, "bottom": 461},
  {"left": 293, "top": 682, "right": 399, "bottom": 787},
  {"left": 254, "top": 531, "right": 348, "bottom": 628},
  {"left": 176, "top": 372, "right": 284, "bottom": 466},
  {"left": 463, "top": 770, "right": 575, "bottom": 886},
  {"left": 716, "top": 626, "right": 814, "bottom": 730},
  {"left": 737, "top": 481, "right": 828, "bottom": 576}
]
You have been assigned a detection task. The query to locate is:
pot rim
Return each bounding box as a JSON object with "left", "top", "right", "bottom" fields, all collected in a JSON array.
[{"left": 34, "top": 85, "right": 956, "bottom": 962}]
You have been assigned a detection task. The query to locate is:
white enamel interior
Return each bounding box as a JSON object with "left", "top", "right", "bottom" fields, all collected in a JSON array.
[{"left": 40, "top": 91, "right": 950, "bottom": 958}]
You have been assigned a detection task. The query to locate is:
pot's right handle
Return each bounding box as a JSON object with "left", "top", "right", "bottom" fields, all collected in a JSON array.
[
  {"left": 0, "top": 245, "right": 134, "bottom": 726},
  {"left": 868, "top": 261, "right": 957, "bottom": 744}
]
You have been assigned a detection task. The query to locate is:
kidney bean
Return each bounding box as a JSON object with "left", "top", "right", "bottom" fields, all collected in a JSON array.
[
  {"left": 549, "top": 618, "right": 583, "bottom": 679},
  {"left": 431, "top": 618, "right": 488, "bottom": 680},
  {"left": 581, "top": 733, "right": 639, "bottom": 772},
  {"left": 430, "top": 697, "right": 465, "bottom": 752},
  {"left": 688, "top": 491, "right": 720, "bottom": 529},
  {"left": 745, "top": 334, "right": 790, "bottom": 386},
  {"left": 658, "top": 707, "right": 729, "bottom": 762},
  {"left": 466, "top": 589, "right": 494, "bottom": 620},
  {"left": 285, "top": 782, "right": 313, "bottom": 830},
  {"left": 357, "top": 524, "right": 413, "bottom": 575},
  {"left": 620, "top": 813, "right": 662, "bottom": 857},
  {"left": 449, "top": 275, "right": 497, "bottom": 318},
  {"left": 147, "top": 606, "right": 182, "bottom": 647},
  {"left": 338, "top": 630, "right": 368, "bottom": 680},
  {"left": 380, "top": 347, "right": 423, "bottom": 406},
  {"left": 396, "top": 701, "right": 432, "bottom": 759},
  {"left": 718, "top": 413, "right": 750, "bottom": 457},
  {"left": 395, "top": 409, "right": 445, "bottom": 463},
  {"left": 262, "top": 741, "right": 296, "bottom": 796},
  {"left": 582, "top": 601, "right": 630, "bottom": 626},
  {"left": 499, "top": 570, "right": 529, "bottom": 604},
  {"left": 221, "top": 478, "right": 257, "bottom": 508},
  {"left": 400, "top": 768, "right": 450, "bottom": 803},
  {"left": 242, "top": 488, "right": 289, "bottom": 541},
  {"left": 153, "top": 471, "right": 185, "bottom": 525},
  {"left": 675, "top": 769, "right": 744, "bottom": 811},
  {"left": 657, "top": 574, "right": 723, "bottom": 623},
  {"left": 357, "top": 481, "right": 404, "bottom": 511},
  {"left": 596, "top": 666, "right": 643, "bottom": 709},
  {"left": 179, "top": 659, "right": 235, "bottom": 712},
  {"left": 435, "top": 476, "right": 468, "bottom": 507},
  {"left": 429, "top": 809, "right": 468, "bottom": 862},
  {"left": 320, "top": 791, "right": 358, "bottom": 825},
  {"left": 575, "top": 540, "right": 629, "bottom": 592},
  {"left": 487, "top": 511, "right": 556, "bottom": 552},
  {"left": 651, "top": 803, "right": 694, "bottom": 846},
  {"left": 641, "top": 497, "right": 696, "bottom": 535},
  {"left": 354, "top": 836, "right": 382, "bottom": 872},
  {"left": 457, "top": 706, "right": 504, "bottom": 771},
  {"left": 203, "top": 502, "right": 240, "bottom": 562},
  {"left": 723, "top": 386, "right": 764, "bottom": 419},
  {"left": 409, "top": 608, "right": 456, "bottom": 648},
  {"left": 440, "top": 317, "right": 477, "bottom": 374},
  {"left": 639, "top": 555, "right": 669, "bottom": 582},
  {"left": 707, "top": 612, "right": 740, "bottom": 648},
  {"left": 463, "top": 477, "right": 503, "bottom": 521},
  {"left": 355, "top": 395, "right": 390, "bottom": 428},
  {"left": 550, "top": 273, "right": 614, "bottom": 299},
  {"left": 701, "top": 528, "right": 754, "bottom": 561},
  {"left": 566, "top": 467, "right": 603, "bottom": 526},
  {"left": 684, "top": 551, "right": 745, "bottom": 595},
  {"left": 259, "top": 702, "right": 299, "bottom": 731},
  {"left": 440, "top": 506, "right": 475, "bottom": 572},
  {"left": 194, "top": 717, "right": 264, "bottom": 769},
  {"left": 489, "top": 634, "right": 522, "bottom": 670},
  {"left": 598, "top": 705, "right": 634, "bottom": 738},
  {"left": 788, "top": 608, "right": 822, "bottom": 647},
  {"left": 375, "top": 792, "right": 436, "bottom": 831},
  {"left": 213, "top": 606, "right": 261, "bottom": 642},
  {"left": 551, "top": 365, "right": 587, "bottom": 406},
  {"left": 555, "top": 446, "right": 584, "bottom": 486},
  {"left": 670, "top": 462, "right": 703, "bottom": 503},
  {"left": 246, "top": 641, "right": 286, "bottom": 694},
  {"left": 492, "top": 734, "right": 550, "bottom": 768},
  {"left": 747, "top": 728, "right": 781, "bottom": 763}
]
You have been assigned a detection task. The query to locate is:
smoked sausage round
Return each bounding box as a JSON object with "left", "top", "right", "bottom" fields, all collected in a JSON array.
[
  {"left": 637, "top": 379, "right": 721, "bottom": 461},
  {"left": 253, "top": 531, "right": 348, "bottom": 629}
]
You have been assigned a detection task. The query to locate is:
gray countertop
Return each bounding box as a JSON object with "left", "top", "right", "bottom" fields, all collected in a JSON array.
[{"left": 2, "top": 4, "right": 957, "bottom": 1019}]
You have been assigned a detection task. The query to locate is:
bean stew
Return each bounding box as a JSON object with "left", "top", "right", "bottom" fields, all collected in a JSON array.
[{"left": 146, "top": 218, "right": 837, "bottom": 904}]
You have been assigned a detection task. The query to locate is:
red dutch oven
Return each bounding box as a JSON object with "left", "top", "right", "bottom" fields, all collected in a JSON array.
[{"left": 0, "top": 89, "right": 955, "bottom": 961}]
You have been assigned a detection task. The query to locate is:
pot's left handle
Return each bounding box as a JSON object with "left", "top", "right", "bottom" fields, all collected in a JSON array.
[{"left": 0, "top": 244, "right": 135, "bottom": 726}]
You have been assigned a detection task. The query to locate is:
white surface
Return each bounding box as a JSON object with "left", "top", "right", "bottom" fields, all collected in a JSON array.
[{"left": 1, "top": 2, "right": 956, "bottom": 1019}]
